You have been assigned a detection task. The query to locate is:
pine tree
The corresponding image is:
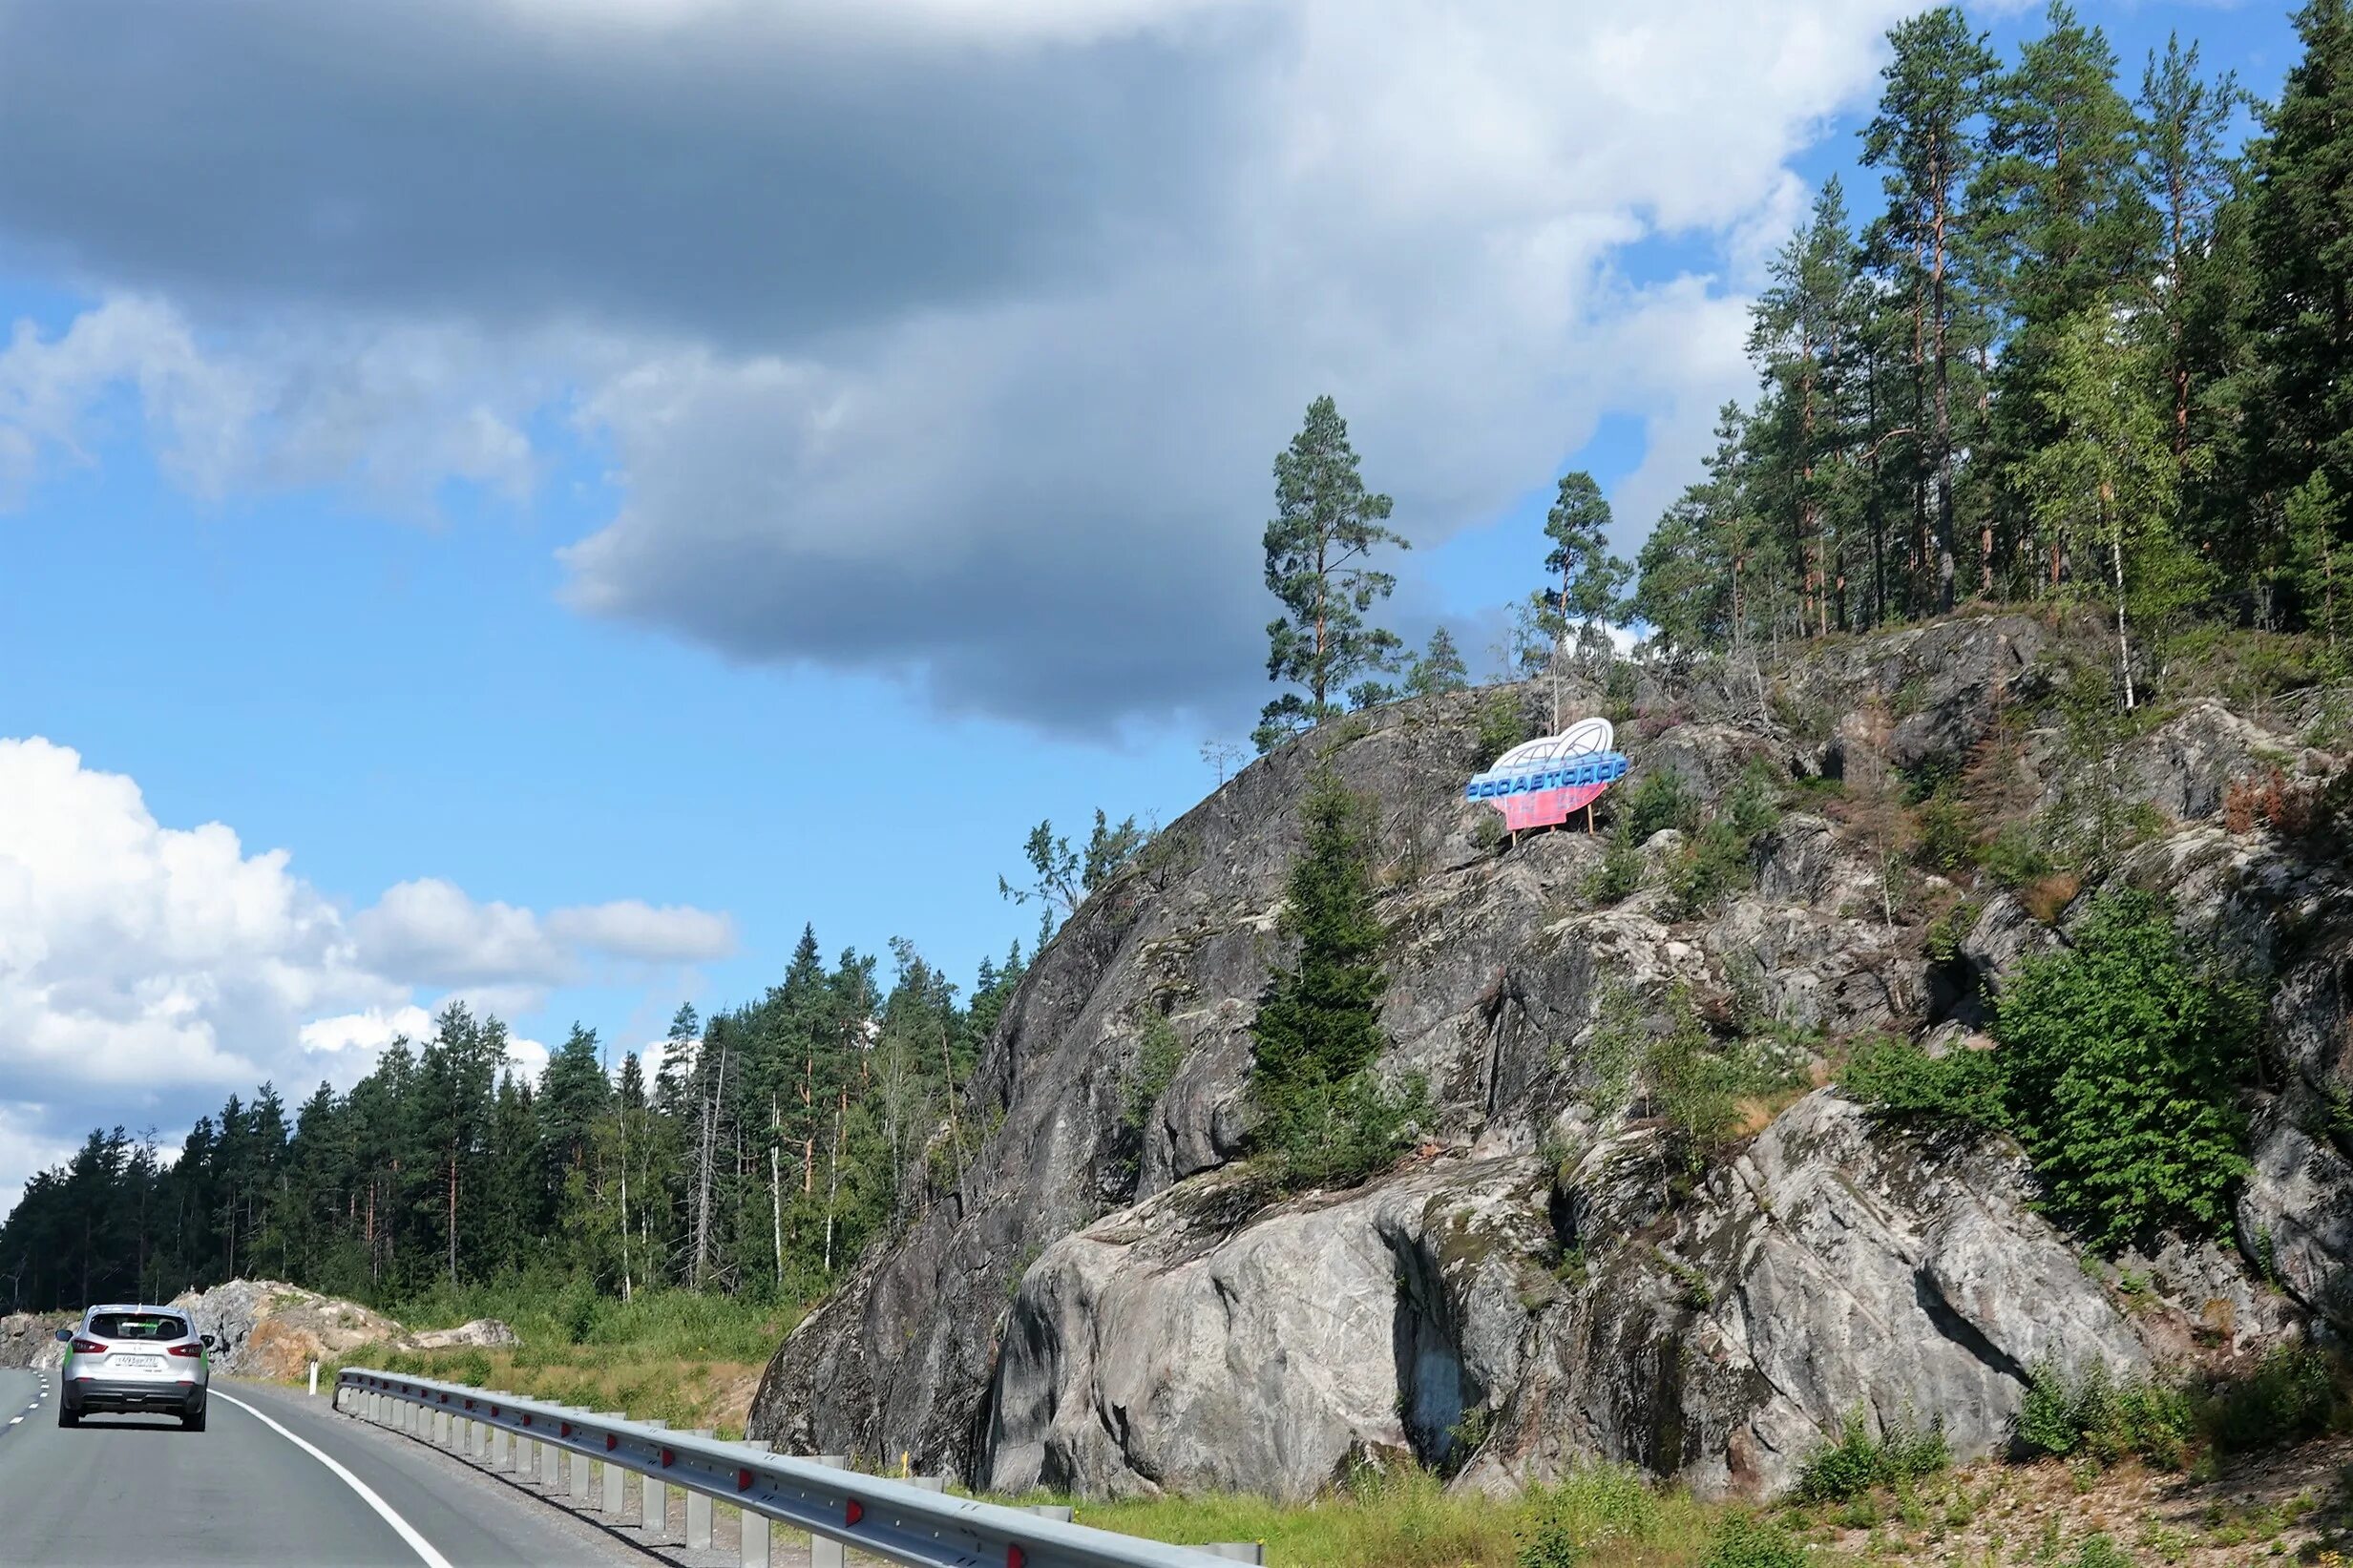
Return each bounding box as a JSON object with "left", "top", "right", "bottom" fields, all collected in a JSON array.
[
  {"left": 1865, "top": 7, "right": 1997, "bottom": 612},
  {"left": 1537, "top": 471, "right": 1632, "bottom": 652},
  {"left": 1977, "top": 4, "right": 2151, "bottom": 596},
  {"left": 1256, "top": 396, "right": 1409, "bottom": 749},
  {"left": 2137, "top": 34, "right": 2243, "bottom": 464},
  {"left": 1748, "top": 178, "right": 1863, "bottom": 634}
]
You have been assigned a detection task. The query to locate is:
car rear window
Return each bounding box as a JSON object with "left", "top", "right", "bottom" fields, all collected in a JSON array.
[{"left": 87, "top": 1313, "right": 190, "bottom": 1342}]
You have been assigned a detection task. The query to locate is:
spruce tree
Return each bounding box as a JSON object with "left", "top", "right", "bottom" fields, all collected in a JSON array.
[
  {"left": 2247, "top": 0, "right": 2353, "bottom": 514},
  {"left": 1249, "top": 770, "right": 1414, "bottom": 1189},
  {"left": 1404, "top": 626, "right": 1469, "bottom": 697},
  {"left": 1256, "top": 396, "right": 1410, "bottom": 750}
]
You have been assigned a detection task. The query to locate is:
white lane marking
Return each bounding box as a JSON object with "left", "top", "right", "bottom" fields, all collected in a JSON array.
[{"left": 210, "top": 1390, "right": 454, "bottom": 1568}]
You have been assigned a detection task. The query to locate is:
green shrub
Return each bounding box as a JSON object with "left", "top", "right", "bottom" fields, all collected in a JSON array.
[
  {"left": 1994, "top": 891, "right": 2260, "bottom": 1247},
  {"left": 2014, "top": 1359, "right": 2194, "bottom": 1468},
  {"left": 1478, "top": 691, "right": 1531, "bottom": 766},
  {"left": 2071, "top": 1535, "right": 2133, "bottom": 1568},
  {"left": 1977, "top": 822, "right": 2058, "bottom": 889},
  {"left": 1581, "top": 820, "right": 1645, "bottom": 904},
  {"left": 1724, "top": 761, "right": 1784, "bottom": 840},
  {"left": 1618, "top": 768, "right": 1699, "bottom": 843},
  {"left": 1839, "top": 1035, "right": 2006, "bottom": 1129},
  {"left": 1664, "top": 820, "right": 1753, "bottom": 917},
  {"left": 1922, "top": 896, "right": 1980, "bottom": 964},
  {"left": 1122, "top": 1014, "right": 1190, "bottom": 1135},
  {"left": 1515, "top": 1463, "right": 1659, "bottom": 1566},
  {"left": 1913, "top": 790, "right": 1976, "bottom": 873},
  {"left": 1642, "top": 993, "right": 1746, "bottom": 1173},
  {"left": 1791, "top": 1408, "right": 1949, "bottom": 1502},
  {"left": 1702, "top": 1515, "right": 1807, "bottom": 1568},
  {"left": 2203, "top": 1345, "right": 2339, "bottom": 1453}
]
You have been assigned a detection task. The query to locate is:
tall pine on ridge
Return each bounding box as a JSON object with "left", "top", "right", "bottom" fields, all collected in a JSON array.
[{"left": 1256, "top": 396, "right": 1410, "bottom": 752}]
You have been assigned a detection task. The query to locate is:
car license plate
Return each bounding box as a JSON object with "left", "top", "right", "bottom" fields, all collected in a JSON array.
[{"left": 113, "top": 1354, "right": 162, "bottom": 1371}]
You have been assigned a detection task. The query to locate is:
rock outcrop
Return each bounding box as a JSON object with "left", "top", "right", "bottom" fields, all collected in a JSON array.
[
  {"left": 0, "top": 1312, "right": 70, "bottom": 1371},
  {"left": 749, "top": 612, "right": 2353, "bottom": 1501},
  {"left": 173, "top": 1279, "right": 410, "bottom": 1378}
]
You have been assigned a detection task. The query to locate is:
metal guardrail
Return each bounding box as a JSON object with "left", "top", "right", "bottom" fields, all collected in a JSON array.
[{"left": 336, "top": 1369, "right": 1241, "bottom": 1568}]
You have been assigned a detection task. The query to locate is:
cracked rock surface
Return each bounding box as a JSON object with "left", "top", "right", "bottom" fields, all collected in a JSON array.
[{"left": 751, "top": 614, "right": 2352, "bottom": 1499}]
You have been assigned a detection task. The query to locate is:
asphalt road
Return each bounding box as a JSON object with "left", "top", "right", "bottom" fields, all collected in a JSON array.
[{"left": 0, "top": 1367, "right": 650, "bottom": 1566}]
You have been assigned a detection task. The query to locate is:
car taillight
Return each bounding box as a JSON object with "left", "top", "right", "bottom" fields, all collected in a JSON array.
[
  {"left": 168, "top": 1343, "right": 202, "bottom": 1358},
  {"left": 70, "top": 1338, "right": 107, "bottom": 1354}
]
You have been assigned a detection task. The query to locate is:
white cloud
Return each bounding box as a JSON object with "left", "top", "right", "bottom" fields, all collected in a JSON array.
[
  {"left": 298, "top": 1003, "right": 438, "bottom": 1063},
  {"left": 0, "top": 738, "right": 733, "bottom": 1215},
  {"left": 0, "top": 297, "right": 539, "bottom": 515},
  {"left": 351, "top": 878, "right": 571, "bottom": 989},
  {"left": 547, "top": 900, "right": 738, "bottom": 964}
]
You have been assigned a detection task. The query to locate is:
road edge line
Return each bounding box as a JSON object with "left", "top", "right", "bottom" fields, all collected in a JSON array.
[{"left": 211, "top": 1389, "right": 455, "bottom": 1568}]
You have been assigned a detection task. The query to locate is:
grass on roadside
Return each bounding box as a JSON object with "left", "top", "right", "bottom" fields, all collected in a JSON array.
[
  {"left": 322, "top": 1283, "right": 796, "bottom": 1438},
  {"left": 1024, "top": 1462, "right": 1723, "bottom": 1568}
]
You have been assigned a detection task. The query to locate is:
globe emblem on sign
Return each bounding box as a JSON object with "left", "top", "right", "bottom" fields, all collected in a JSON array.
[{"left": 1463, "top": 717, "right": 1629, "bottom": 832}]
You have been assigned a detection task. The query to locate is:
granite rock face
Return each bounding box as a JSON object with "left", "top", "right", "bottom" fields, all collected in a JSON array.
[{"left": 749, "top": 615, "right": 2351, "bottom": 1500}]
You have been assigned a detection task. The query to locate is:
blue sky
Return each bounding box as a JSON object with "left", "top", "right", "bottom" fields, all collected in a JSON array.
[{"left": 0, "top": 0, "right": 2301, "bottom": 1205}]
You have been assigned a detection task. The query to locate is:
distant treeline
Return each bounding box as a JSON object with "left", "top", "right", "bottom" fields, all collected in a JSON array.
[{"left": 0, "top": 928, "right": 1022, "bottom": 1312}]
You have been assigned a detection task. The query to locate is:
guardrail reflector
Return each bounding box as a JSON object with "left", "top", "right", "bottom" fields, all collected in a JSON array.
[{"left": 846, "top": 1500, "right": 864, "bottom": 1527}]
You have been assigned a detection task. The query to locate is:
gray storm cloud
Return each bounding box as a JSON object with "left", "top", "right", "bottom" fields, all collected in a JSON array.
[{"left": 0, "top": 0, "right": 1905, "bottom": 730}]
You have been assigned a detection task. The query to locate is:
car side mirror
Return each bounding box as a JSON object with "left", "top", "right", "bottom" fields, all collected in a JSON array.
[
  {"left": 53, "top": 1328, "right": 71, "bottom": 1343},
  {"left": 201, "top": 1334, "right": 217, "bottom": 1349}
]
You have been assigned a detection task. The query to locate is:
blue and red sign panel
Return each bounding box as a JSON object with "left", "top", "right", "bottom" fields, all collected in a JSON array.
[{"left": 1465, "top": 718, "right": 1628, "bottom": 831}]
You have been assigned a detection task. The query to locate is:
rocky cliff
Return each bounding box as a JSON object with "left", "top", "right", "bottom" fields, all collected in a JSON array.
[{"left": 748, "top": 613, "right": 2352, "bottom": 1500}]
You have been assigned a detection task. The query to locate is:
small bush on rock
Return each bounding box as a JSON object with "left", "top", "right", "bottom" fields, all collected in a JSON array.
[
  {"left": 1618, "top": 769, "right": 1699, "bottom": 843},
  {"left": 2071, "top": 1535, "right": 2133, "bottom": 1568},
  {"left": 1478, "top": 691, "right": 1531, "bottom": 766},
  {"left": 1581, "top": 819, "right": 1645, "bottom": 903},
  {"left": 2204, "top": 1345, "right": 2341, "bottom": 1453},
  {"left": 2014, "top": 1359, "right": 2194, "bottom": 1468},
  {"left": 1839, "top": 1035, "right": 2006, "bottom": 1129},
  {"left": 1995, "top": 891, "right": 2259, "bottom": 1248},
  {"left": 1791, "top": 1408, "right": 1949, "bottom": 1502}
]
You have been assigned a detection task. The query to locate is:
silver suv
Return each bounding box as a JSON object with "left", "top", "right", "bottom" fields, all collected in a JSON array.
[{"left": 54, "top": 1305, "right": 214, "bottom": 1431}]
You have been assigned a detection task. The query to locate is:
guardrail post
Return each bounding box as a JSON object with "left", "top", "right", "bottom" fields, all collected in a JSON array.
[
  {"left": 569, "top": 1412, "right": 595, "bottom": 1504},
  {"left": 686, "top": 1430, "right": 716, "bottom": 1547},
  {"left": 811, "top": 1454, "right": 847, "bottom": 1568},
  {"left": 732, "top": 1441, "right": 775, "bottom": 1568},
  {"left": 1031, "top": 1504, "right": 1075, "bottom": 1522},
  {"left": 1202, "top": 1546, "right": 1265, "bottom": 1563},
  {"left": 640, "top": 1418, "right": 670, "bottom": 1543},
  {"left": 538, "top": 1428, "right": 560, "bottom": 1487},
  {"left": 491, "top": 1423, "right": 510, "bottom": 1471},
  {"left": 599, "top": 1413, "right": 627, "bottom": 1514}
]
